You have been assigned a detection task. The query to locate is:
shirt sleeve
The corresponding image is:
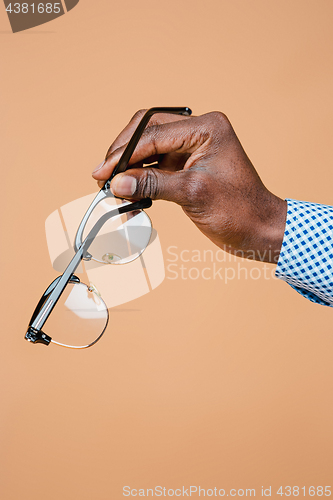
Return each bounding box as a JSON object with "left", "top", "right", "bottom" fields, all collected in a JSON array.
[{"left": 275, "top": 199, "right": 333, "bottom": 306}]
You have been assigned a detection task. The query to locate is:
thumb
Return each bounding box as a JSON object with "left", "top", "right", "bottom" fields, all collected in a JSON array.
[{"left": 110, "top": 167, "right": 191, "bottom": 206}]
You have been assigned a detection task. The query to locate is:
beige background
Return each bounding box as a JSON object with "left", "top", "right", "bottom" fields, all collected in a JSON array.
[{"left": 1, "top": 1, "right": 333, "bottom": 498}]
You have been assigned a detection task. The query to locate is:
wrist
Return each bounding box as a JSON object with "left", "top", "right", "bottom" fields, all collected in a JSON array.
[{"left": 254, "top": 195, "right": 287, "bottom": 263}]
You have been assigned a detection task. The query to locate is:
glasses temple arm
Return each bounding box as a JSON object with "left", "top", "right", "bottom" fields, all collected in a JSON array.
[{"left": 29, "top": 275, "right": 81, "bottom": 326}]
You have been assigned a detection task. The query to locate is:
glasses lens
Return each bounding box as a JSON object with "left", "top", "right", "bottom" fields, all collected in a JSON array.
[
  {"left": 82, "top": 196, "right": 152, "bottom": 265},
  {"left": 43, "top": 282, "right": 108, "bottom": 349}
]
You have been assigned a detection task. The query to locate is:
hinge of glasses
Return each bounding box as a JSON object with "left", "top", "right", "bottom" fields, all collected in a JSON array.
[
  {"left": 83, "top": 252, "right": 93, "bottom": 261},
  {"left": 25, "top": 327, "right": 52, "bottom": 346},
  {"left": 69, "top": 275, "right": 81, "bottom": 283}
]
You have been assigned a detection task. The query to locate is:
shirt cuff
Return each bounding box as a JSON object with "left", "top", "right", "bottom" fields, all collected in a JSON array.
[{"left": 275, "top": 199, "right": 333, "bottom": 306}]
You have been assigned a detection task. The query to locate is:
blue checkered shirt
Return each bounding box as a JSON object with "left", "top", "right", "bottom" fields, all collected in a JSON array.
[{"left": 275, "top": 199, "right": 333, "bottom": 306}]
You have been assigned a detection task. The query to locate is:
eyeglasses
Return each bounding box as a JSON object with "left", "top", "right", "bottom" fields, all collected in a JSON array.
[{"left": 25, "top": 107, "right": 192, "bottom": 349}]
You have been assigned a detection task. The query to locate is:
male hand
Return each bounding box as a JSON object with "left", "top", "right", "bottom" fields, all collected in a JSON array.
[{"left": 92, "top": 110, "right": 287, "bottom": 263}]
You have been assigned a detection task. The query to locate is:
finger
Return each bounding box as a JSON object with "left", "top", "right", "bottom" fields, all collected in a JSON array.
[
  {"left": 92, "top": 118, "right": 203, "bottom": 180},
  {"left": 96, "top": 161, "right": 155, "bottom": 189},
  {"left": 104, "top": 109, "right": 192, "bottom": 159},
  {"left": 109, "top": 167, "right": 193, "bottom": 206}
]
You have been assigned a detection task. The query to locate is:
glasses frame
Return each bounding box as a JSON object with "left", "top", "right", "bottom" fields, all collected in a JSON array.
[{"left": 25, "top": 106, "right": 192, "bottom": 348}]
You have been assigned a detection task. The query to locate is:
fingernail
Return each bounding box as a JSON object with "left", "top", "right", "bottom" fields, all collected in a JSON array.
[
  {"left": 92, "top": 160, "right": 106, "bottom": 174},
  {"left": 111, "top": 175, "right": 137, "bottom": 197}
]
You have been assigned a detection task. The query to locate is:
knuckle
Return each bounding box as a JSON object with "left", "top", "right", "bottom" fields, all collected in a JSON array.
[
  {"left": 207, "top": 111, "right": 231, "bottom": 130},
  {"left": 137, "top": 169, "right": 159, "bottom": 199},
  {"left": 209, "top": 110, "right": 228, "bottom": 122},
  {"left": 131, "top": 109, "right": 147, "bottom": 123},
  {"left": 203, "top": 111, "right": 233, "bottom": 142}
]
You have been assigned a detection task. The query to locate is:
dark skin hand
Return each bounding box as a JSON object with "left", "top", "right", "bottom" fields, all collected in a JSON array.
[{"left": 92, "top": 110, "right": 287, "bottom": 263}]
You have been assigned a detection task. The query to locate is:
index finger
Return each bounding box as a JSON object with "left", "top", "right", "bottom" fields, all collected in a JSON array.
[
  {"left": 93, "top": 116, "right": 203, "bottom": 182},
  {"left": 104, "top": 108, "right": 192, "bottom": 159}
]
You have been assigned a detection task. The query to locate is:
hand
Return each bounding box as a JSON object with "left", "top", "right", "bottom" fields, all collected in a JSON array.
[{"left": 92, "top": 110, "right": 287, "bottom": 263}]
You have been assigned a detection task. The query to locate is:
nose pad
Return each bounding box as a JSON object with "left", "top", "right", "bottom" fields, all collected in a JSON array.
[
  {"left": 102, "top": 253, "right": 122, "bottom": 264},
  {"left": 88, "top": 283, "right": 101, "bottom": 297}
]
